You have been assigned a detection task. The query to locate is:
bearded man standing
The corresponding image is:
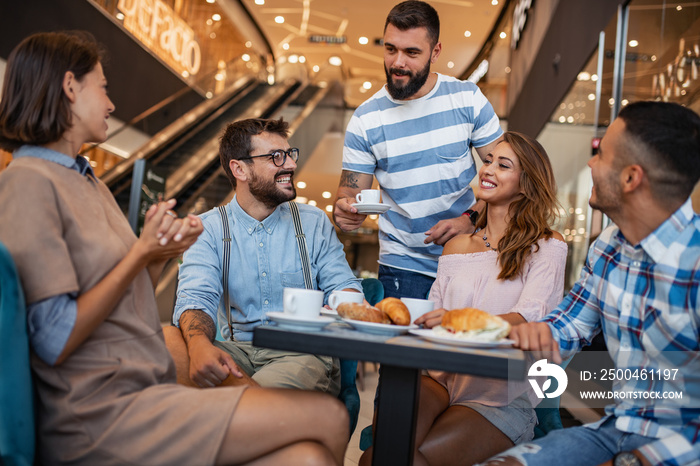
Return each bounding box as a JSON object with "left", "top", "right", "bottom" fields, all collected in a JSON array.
[{"left": 333, "top": 0, "right": 504, "bottom": 301}]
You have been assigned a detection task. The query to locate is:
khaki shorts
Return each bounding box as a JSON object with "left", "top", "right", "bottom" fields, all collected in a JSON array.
[{"left": 214, "top": 340, "right": 340, "bottom": 396}]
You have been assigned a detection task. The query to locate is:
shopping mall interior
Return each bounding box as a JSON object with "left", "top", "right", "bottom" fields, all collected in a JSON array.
[{"left": 2, "top": 1, "right": 700, "bottom": 464}]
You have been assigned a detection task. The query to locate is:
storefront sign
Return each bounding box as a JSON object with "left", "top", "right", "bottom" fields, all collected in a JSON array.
[
  {"left": 117, "top": 0, "right": 201, "bottom": 75},
  {"left": 308, "top": 35, "right": 347, "bottom": 44},
  {"left": 511, "top": 0, "right": 533, "bottom": 50}
]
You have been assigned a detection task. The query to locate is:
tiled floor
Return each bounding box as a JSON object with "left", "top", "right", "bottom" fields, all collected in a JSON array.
[{"left": 345, "top": 364, "right": 379, "bottom": 466}]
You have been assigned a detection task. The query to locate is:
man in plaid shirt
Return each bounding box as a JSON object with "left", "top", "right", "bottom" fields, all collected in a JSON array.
[{"left": 483, "top": 101, "right": 700, "bottom": 466}]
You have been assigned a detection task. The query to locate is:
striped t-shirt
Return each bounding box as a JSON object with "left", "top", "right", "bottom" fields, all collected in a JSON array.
[{"left": 343, "top": 73, "right": 503, "bottom": 277}]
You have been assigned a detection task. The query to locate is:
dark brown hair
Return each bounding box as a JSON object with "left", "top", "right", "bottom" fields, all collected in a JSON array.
[
  {"left": 219, "top": 118, "right": 289, "bottom": 188},
  {"left": 0, "top": 31, "right": 104, "bottom": 152},
  {"left": 385, "top": 1, "right": 440, "bottom": 47},
  {"left": 617, "top": 101, "right": 700, "bottom": 201},
  {"left": 474, "top": 131, "right": 561, "bottom": 280}
]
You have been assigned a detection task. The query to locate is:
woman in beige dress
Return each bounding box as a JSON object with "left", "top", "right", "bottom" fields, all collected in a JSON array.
[{"left": 0, "top": 31, "right": 347, "bottom": 465}]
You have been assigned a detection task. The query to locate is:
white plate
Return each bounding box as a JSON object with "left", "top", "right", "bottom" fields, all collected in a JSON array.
[
  {"left": 352, "top": 203, "right": 391, "bottom": 214},
  {"left": 266, "top": 311, "right": 335, "bottom": 331},
  {"left": 341, "top": 318, "right": 418, "bottom": 336},
  {"left": 409, "top": 328, "right": 515, "bottom": 348}
]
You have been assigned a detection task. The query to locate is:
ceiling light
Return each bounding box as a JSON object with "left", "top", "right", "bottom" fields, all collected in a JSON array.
[
  {"left": 621, "top": 99, "right": 629, "bottom": 106},
  {"left": 363, "top": 81, "right": 372, "bottom": 89},
  {"left": 651, "top": 55, "right": 657, "bottom": 62},
  {"left": 267, "top": 74, "right": 275, "bottom": 85},
  {"left": 492, "top": 0, "right": 499, "bottom": 4},
  {"left": 559, "top": 116, "right": 566, "bottom": 123},
  {"left": 313, "top": 65, "right": 320, "bottom": 72},
  {"left": 242, "top": 54, "right": 250, "bottom": 62},
  {"left": 591, "top": 74, "right": 599, "bottom": 81},
  {"left": 215, "top": 73, "right": 224, "bottom": 81},
  {"left": 275, "top": 16, "right": 285, "bottom": 24},
  {"left": 359, "top": 36, "right": 369, "bottom": 45},
  {"left": 206, "top": 0, "right": 215, "bottom": 3},
  {"left": 295, "top": 196, "right": 308, "bottom": 204},
  {"left": 369, "top": 215, "right": 379, "bottom": 220},
  {"left": 206, "top": 19, "right": 213, "bottom": 25},
  {"left": 608, "top": 98, "right": 615, "bottom": 106},
  {"left": 677, "top": 5, "right": 683, "bottom": 11},
  {"left": 116, "top": 12, "right": 124, "bottom": 20},
  {"left": 209, "top": 33, "right": 216, "bottom": 39},
  {"left": 577, "top": 71, "right": 591, "bottom": 81},
  {"left": 588, "top": 93, "right": 596, "bottom": 101},
  {"left": 628, "top": 40, "right": 639, "bottom": 48},
  {"left": 206, "top": 91, "right": 213, "bottom": 99},
  {"left": 464, "top": 30, "right": 472, "bottom": 38},
  {"left": 299, "top": 56, "right": 306, "bottom": 63},
  {"left": 296, "top": 181, "right": 307, "bottom": 189},
  {"left": 567, "top": 116, "right": 574, "bottom": 123},
  {"left": 328, "top": 56, "right": 342, "bottom": 66},
  {"left": 505, "top": 66, "right": 511, "bottom": 73},
  {"left": 282, "top": 43, "right": 290, "bottom": 50},
  {"left": 212, "top": 14, "right": 221, "bottom": 21},
  {"left": 322, "top": 191, "right": 332, "bottom": 199},
  {"left": 182, "top": 71, "right": 189, "bottom": 78},
  {"left": 255, "top": 0, "right": 264, "bottom": 4},
  {"left": 308, "top": 200, "right": 317, "bottom": 207},
  {"left": 288, "top": 55, "right": 299, "bottom": 64},
  {"left": 447, "top": 61, "right": 454, "bottom": 69},
  {"left": 325, "top": 205, "right": 333, "bottom": 213},
  {"left": 245, "top": 41, "right": 252, "bottom": 48},
  {"left": 499, "top": 32, "right": 507, "bottom": 39}
]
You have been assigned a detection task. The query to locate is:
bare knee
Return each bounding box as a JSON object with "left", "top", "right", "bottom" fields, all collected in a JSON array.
[{"left": 286, "top": 441, "right": 337, "bottom": 466}]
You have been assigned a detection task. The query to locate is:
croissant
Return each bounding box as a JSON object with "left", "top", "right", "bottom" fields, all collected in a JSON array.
[
  {"left": 440, "top": 308, "right": 511, "bottom": 340},
  {"left": 337, "top": 302, "right": 391, "bottom": 324},
  {"left": 375, "top": 297, "right": 411, "bottom": 326}
]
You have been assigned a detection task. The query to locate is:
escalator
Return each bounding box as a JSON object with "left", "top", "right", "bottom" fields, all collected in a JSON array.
[
  {"left": 100, "top": 76, "right": 306, "bottom": 217},
  {"left": 98, "top": 75, "right": 343, "bottom": 322}
]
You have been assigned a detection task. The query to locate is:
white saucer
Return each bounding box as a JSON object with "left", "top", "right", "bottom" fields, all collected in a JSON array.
[
  {"left": 266, "top": 311, "right": 335, "bottom": 331},
  {"left": 352, "top": 203, "right": 391, "bottom": 214},
  {"left": 320, "top": 308, "right": 339, "bottom": 318},
  {"left": 341, "top": 318, "right": 418, "bottom": 336},
  {"left": 409, "top": 328, "right": 515, "bottom": 348}
]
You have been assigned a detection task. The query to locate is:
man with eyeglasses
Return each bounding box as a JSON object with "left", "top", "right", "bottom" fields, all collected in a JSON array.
[{"left": 168, "top": 118, "right": 362, "bottom": 394}]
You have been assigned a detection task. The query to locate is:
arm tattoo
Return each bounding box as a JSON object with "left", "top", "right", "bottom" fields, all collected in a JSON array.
[
  {"left": 180, "top": 309, "right": 216, "bottom": 343},
  {"left": 339, "top": 170, "right": 361, "bottom": 188}
]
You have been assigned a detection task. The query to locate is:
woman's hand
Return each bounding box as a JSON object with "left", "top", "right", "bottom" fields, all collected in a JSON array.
[
  {"left": 414, "top": 308, "right": 447, "bottom": 328},
  {"left": 139, "top": 199, "right": 203, "bottom": 263}
]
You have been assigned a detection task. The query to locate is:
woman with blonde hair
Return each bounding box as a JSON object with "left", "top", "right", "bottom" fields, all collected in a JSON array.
[{"left": 411, "top": 132, "right": 566, "bottom": 465}]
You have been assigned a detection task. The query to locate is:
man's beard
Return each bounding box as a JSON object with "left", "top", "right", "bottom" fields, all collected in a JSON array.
[
  {"left": 385, "top": 59, "right": 431, "bottom": 100},
  {"left": 248, "top": 169, "right": 296, "bottom": 209}
]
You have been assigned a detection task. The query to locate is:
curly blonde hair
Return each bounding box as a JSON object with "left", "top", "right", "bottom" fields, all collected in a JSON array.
[{"left": 473, "top": 131, "right": 560, "bottom": 280}]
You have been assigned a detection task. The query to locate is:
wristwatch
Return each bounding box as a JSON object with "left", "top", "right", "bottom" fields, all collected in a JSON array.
[
  {"left": 613, "top": 452, "right": 642, "bottom": 466},
  {"left": 463, "top": 209, "right": 479, "bottom": 226}
]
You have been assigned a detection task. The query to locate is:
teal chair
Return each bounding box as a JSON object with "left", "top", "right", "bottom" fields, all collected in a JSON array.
[{"left": 0, "top": 241, "right": 35, "bottom": 466}]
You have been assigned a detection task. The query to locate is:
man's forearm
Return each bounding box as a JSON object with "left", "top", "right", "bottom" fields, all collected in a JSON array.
[{"left": 179, "top": 309, "right": 217, "bottom": 345}]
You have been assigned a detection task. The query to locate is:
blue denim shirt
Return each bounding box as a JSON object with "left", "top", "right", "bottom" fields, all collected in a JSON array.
[
  {"left": 173, "top": 196, "right": 361, "bottom": 341},
  {"left": 13, "top": 145, "right": 95, "bottom": 365}
]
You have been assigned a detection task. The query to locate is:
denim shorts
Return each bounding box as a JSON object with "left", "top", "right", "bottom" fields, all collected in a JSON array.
[
  {"left": 378, "top": 264, "right": 435, "bottom": 299},
  {"left": 464, "top": 393, "right": 537, "bottom": 445},
  {"left": 480, "top": 416, "right": 656, "bottom": 466}
]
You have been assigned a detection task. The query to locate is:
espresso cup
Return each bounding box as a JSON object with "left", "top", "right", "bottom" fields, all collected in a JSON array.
[
  {"left": 400, "top": 297, "right": 435, "bottom": 323},
  {"left": 283, "top": 288, "right": 323, "bottom": 319},
  {"left": 355, "top": 189, "right": 381, "bottom": 204},
  {"left": 328, "top": 290, "right": 364, "bottom": 310}
]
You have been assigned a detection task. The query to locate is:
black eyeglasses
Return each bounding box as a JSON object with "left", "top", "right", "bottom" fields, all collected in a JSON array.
[{"left": 240, "top": 148, "right": 299, "bottom": 167}]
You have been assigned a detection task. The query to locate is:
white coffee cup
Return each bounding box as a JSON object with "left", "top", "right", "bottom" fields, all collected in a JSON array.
[
  {"left": 400, "top": 297, "right": 435, "bottom": 323},
  {"left": 328, "top": 290, "right": 364, "bottom": 310},
  {"left": 355, "top": 189, "right": 381, "bottom": 204},
  {"left": 283, "top": 288, "right": 323, "bottom": 319}
]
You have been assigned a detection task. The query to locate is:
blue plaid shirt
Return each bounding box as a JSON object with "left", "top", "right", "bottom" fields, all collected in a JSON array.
[{"left": 544, "top": 199, "right": 700, "bottom": 466}]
